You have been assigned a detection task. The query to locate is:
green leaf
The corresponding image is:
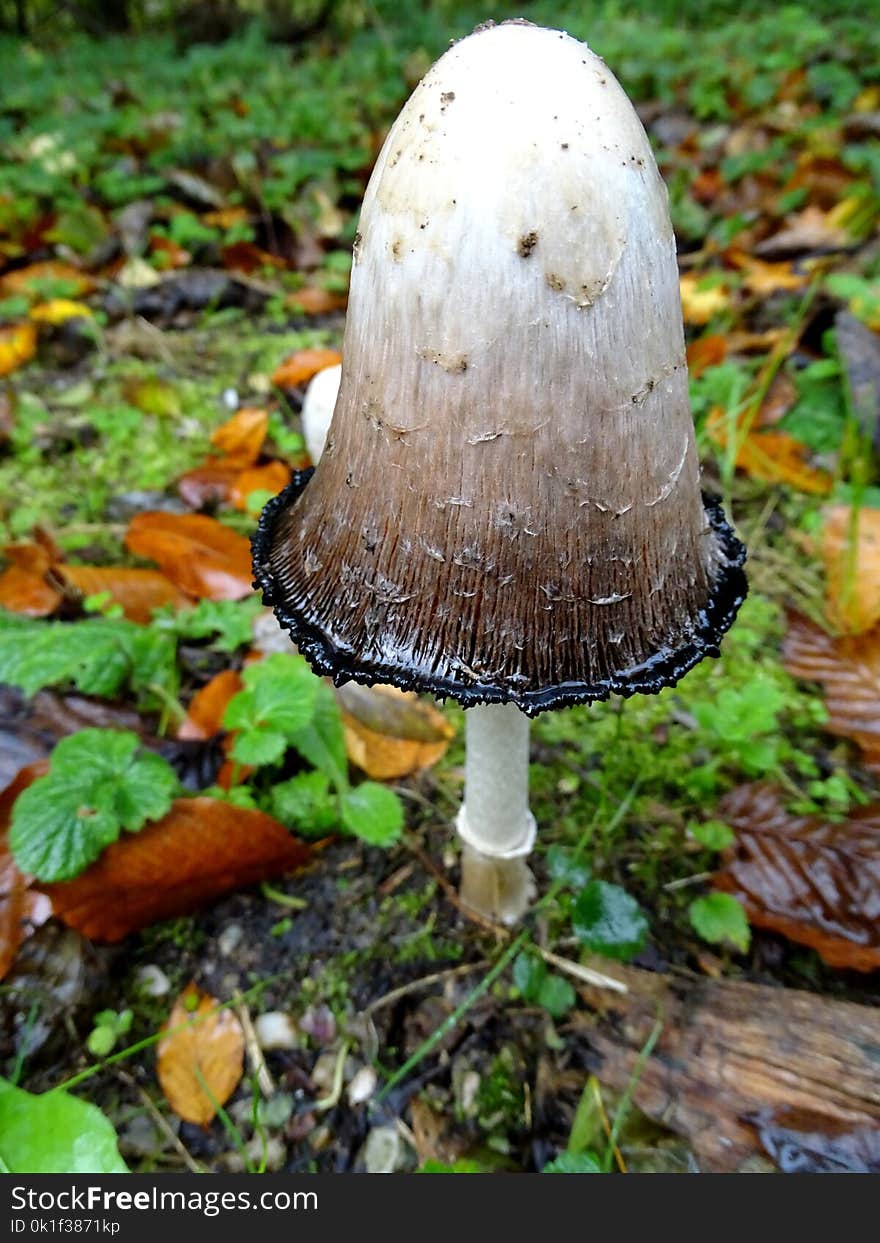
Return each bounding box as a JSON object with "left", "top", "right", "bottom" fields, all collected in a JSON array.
[
  {"left": 270, "top": 770, "right": 338, "bottom": 835},
  {"left": 536, "top": 973, "right": 576, "bottom": 1019},
  {"left": 158, "top": 597, "right": 261, "bottom": 653},
  {"left": 291, "top": 681, "right": 348, "bottom": 789},
  {"left": 542, "top": 1152, "right": 602, "bottom": 1174},
  {"left": 688, "top": 893, "right": 751, "bottom": 954},
  {"left": 572, "top": 880, "right": 649, "bottom": 961},
  {"left": 230, "top": 726, "right": 288, "bottom": 767},
  {"left": 340, "top": 782, "right": 403, "bottom": 845},
  {"left": 546, "top": 845, "right": 591, "bottom": 890},
  {"left": 0, "top": 1078, "right": 127, "bottom": 1173},
  {"left": 512, "top": 952, "right": 574, "bottom": 1018},
  {"left": 689, "top": 819, "right": 735, "bottom": 851},
  {"left": 223, "top": 653, "right": 320, "bottom": 766},
  {"left": 10, "top": 729, "right": 178, "bottom": 881}
]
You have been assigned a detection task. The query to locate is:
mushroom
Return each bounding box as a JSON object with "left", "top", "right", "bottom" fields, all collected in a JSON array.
[
  {"left": 300, "top": 362, "right": 342, "bottom": 467},
  {"left": 253, "top": 21, "right": 747, "bottom": 924}
]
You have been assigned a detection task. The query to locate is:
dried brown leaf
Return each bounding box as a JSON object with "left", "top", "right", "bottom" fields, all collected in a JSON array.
[
  {"left": 41, "top": 797, "right": 310, "bottom": 942},
  {"left": 158, "top": 983, "right": 244, "bottom": 1125},
  {"left": 783, "top": 611, "right": 880, "bottom": 761},
  {"left": 0, "top": 763, "right": 52, "bottom": 980},
  {"left": 715, "top": 782, "right": 880, "bottom": 971},
  {"left": 229, "top": 461, "right": 291, "bottom": 510},
  {"left": 178, "top": 670, "right": 243, "bottom": 741}
]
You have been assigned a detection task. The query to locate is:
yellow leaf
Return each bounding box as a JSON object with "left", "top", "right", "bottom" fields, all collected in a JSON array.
[
  {"left": 679, "top": 273, "right": 729, "bottom": 325},
  {"left": 29, "top": 299, "right": 93, "bottom": 326},
  {"left": 157, "top": 983, "right": 244, "bottom": 1126},
  {"left": 0, "top": 322, "right": 37, "bottom": 377},
  {"left": 338, "top": 683, "right": 454, "bottom": 780},
  {"left": 706, "top": 408, "right": 832, "bottom": 496}
]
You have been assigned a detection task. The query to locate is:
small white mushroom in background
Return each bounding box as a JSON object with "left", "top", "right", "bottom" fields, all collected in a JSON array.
[
  {"left": 253, "top": 21, "right": 747, "bottom": 925},
  {"left": 300, "top": 362, "right": 342, "bottom": 465}
]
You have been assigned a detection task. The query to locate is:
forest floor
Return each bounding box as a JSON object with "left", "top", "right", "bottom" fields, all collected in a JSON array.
[{"left": 1, "top": 3, "right": 879, "bottom": 1174}]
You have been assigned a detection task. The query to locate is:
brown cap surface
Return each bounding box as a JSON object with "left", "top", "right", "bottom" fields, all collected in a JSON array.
[{"left": 253, "top": 23, "right": 746, "bottom": 716}]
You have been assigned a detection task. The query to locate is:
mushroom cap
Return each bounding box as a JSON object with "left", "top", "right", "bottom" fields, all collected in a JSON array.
[{"left": 254, "top": 21, "right": 746, "bottom": 716}]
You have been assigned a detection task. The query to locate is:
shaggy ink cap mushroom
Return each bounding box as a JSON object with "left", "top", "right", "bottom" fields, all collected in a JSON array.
[{"left": 253, "top": 22, "right": 747, "bottom": 718}]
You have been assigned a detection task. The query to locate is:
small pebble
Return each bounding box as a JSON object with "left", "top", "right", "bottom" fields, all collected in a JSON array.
[
  {"left": 134, "top": 964, "right": 171, "bottom": 998},
  {"left": 310, "top": 1050, "right": 340, "bottom": 1093},
  {"left": 347, "top": 1065, "right": 377, "bottom": 1107},
  {"left": 254, "top": 1011, "right": 299, "bottom": 1051},
  {"left": 222, "top": 387, "right": 239, "bottom": 410},
  {"left": 246, "top": 1135, "right": 286, "bottom": 1172},
  {"left": 362, "top": 1125, "right": 412, "bottom": 1174},
  {"left": 299, "top": 1003, "right": 336, "bottom": 1045},
  {"left": 217, "top": 924, "right": 244, "bottom": 957}
]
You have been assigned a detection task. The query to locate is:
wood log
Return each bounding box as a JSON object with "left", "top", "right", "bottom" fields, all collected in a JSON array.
[{"left": 569, "top": 964, "right": 880, "bottom": 1171}]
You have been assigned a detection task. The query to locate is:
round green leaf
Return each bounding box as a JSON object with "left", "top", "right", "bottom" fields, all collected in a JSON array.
[
  {"left": 688, "top": 892, "right": 751, "bottom": 953},
  {"left": 572, "top": 880, "right": 649, "bottom": 961},
  {"left": 340, "top": 782, "right": 403, "bottom": 845}
]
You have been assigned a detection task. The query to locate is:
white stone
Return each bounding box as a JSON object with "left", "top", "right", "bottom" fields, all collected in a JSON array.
[{"left": 254, "top": 1011, "right": 298, "bottom": 1051}]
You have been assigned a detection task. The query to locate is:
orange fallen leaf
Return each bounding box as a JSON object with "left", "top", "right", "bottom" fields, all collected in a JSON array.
[
  {"left": 209, "top": 406, "right": 267, "bottom": 467},
  {"left": 706, "top": 408, "right": 832, "bottom": 495},
  {"left": 58, "top": 565, "right": 190, "bottom": 623},
  {"left": 783, "top": 612, "right": 880, "bottom": 768},
  {"left": 0, "top": 261, "right": 95, "bottom": 300},
  {"left": 178, "top": 670, "right": 243, "bottom": 741},
  {"left": 158, "top": 983, "right": 244, "bottom": 1126},
  {"left": 338, "top": 683, "right": 454, "bottom": 780},
  {"left": 41, "top": 797, "right": 310, "bottom": 942},
  {"left": 0, "top": 322, "right": 37, "bottom": 377},
  {"left": 271, "top": 347, "right": 343, "bottom": 390},
  {"left": 715, "top": 782, "right": 880, "bottom": 971},
  {"left": 686, "top": 333, "right": 727, "bottom": 378},
  {"left": 822, "top": 506, "right": 880, "bottom": 634},
  {"left": 230, "top": 460, "right": 291, "bottom": 510},
  {"left": 0, "top": 762, "right": 53, "bottom": 980},
  {"left": 755, "top": 371, "right": 798, "bottom": 428},
  {"left": 0, "top": 539, "right": 62, "bottom": 617},
  {"left": 125, "top": 512, "right": 254, "bottom": 600}
]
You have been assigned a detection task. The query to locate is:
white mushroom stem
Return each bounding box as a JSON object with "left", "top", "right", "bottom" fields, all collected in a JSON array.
[{"left": 456, "top": 703, "right": 537, "bottom": 925}]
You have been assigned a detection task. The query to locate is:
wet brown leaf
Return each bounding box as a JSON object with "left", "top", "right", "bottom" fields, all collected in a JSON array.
[
  {"left": 41, "top": 797, "right": 311, "bottom": 942},
  {"left": 125, "top": 512, "right": 253, "bottom": 600},
  {"left": 271, "top": 348, "right": 343, "bottom": 390},
  {"left": 751, "top": 1105, "right": 880, "bottom": 1173},
  {"left": 715, "top": 782, "right": 880, "bottom": 971},
  {"left": 209, "top": 406, "right": 267, "bottom": 467},
  {"left": 338, "top": 683, "right": 454, "bottom": 780},
  {"left": 158, "top": 983, "right": 244, "bottom": 1126},
  {"left": 221, "top": 242, "right": 284, "bottom": 274},
  {"left": 0, "top": 763, "right": 53, "bottom": 980},
  {"left": 822, "top": 505, "right": 880, "bottom": 634},
  {"left": 782, "top": 611, "right": 880, "bottom": 767}
]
